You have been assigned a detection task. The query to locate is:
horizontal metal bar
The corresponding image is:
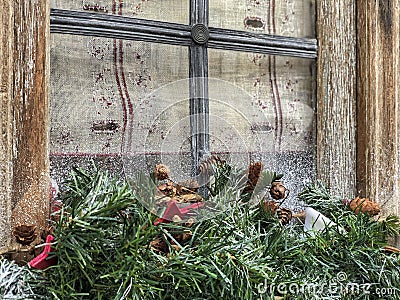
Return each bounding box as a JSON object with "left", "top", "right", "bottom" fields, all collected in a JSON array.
[
  {"left": 50, "top": 9, "right": 317, "bottom": 58},
  {"left": 51, "top": 25, "right": 192, "bottom": 47},
  {"left": 50, "top": 9, "right": 191, "bottom": 46},
  {"left": 208, "top": 27, "right": 317, "bottom": 58},
  {"left": 51, "top": 9, "right": 190, "bottom": 33}
]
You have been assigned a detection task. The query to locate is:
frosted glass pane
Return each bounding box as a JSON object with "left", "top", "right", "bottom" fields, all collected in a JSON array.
[
  {"left": 50, "top": 34, "right": 189, "bottom": 179},
  {"left": 209, "top": 0, "right": 316, "bottom": 38},
  {"left": 208, "top": 48, "right": 316, "bottom": 198},
  {"left": 51, "top": 0, "right": 189, "bottom": 24}
]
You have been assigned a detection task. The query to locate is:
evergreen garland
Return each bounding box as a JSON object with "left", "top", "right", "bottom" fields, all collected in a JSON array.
[
  {"left": 3, "top": 165, "right": 400, "bottom": 299},
  {"left": 0, "top": 257, "right": 46, "bottom": 299}
]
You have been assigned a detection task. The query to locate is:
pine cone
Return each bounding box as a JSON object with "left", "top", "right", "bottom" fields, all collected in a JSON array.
[
  {"left": 269, "top": 181, "right": 286, "bottom": 200},
  {"left": 243, "top": 161, "right": 263, "bottom": 194},
  {"left": 176, "top": 179, "right": 200, "bottom": 195},
  {"left": 248, "top": 162, "right": 263, "bottom": 187},
  {"left": 157, "top": 180, "right": 176, "bottom": 197},
  {"left": 12, "top": 224, "right": 37, "bottom": 246},
  {"left": 176, "top": 193, "right": 203, "bottom": 203},
  {"left": 150, "top": 238, "right": 168, "bottom": 253},
  {"left": 198, "top": 155, "right": 225, "bottom": 174},
  {"left": 277, "top": 208, "right": 292, "bottom": 225},
  {"left": 154, "top": 164, "right": 170, "bottom": 181},
  {"left": 349, "top": 197, "right": 380, "bottom": 216},
  {"left": 172, "top": 229, "right": 193, "bottom": 245}
]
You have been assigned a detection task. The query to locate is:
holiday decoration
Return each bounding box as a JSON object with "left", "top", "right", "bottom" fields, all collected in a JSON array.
[
  {"left": 29, "top": 235, "right": 57, "bottom": 270},
  {"left": 348, "top": 196, "right": 381, "bottom": 216},
  {"left": 303, "top": 207, "right": 340, "bottom": 233},
  {"left": 3, "top": 165, "right": 400, "bottom": 300},
  {"left": 157, "top": 180, "right": 177, "bottom": 197},
  {"left": 154, "top": 164, "right": 171, "bottom": 180},
  {"left": 276, "top": 207, "right": 293, "bottom": 225},
  {"left": 242, "top": 161, "right": 263, "bottom": 195},
  {"left": 198, "top": 155, "right": 225, "bottom": 175},
  {"left": 153, "top": 201, "right": 203, "bottom": 225},
  {"left": 269, "top": 181, "right": 287, "bottom": 200},
  {"left": 12, "top": 224, "right": 37, "bottom": 246}
]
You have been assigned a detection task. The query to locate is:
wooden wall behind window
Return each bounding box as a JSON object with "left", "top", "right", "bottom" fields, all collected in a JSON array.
[{"left": 0, "top": 0, "right": 50, "bottom": 253}]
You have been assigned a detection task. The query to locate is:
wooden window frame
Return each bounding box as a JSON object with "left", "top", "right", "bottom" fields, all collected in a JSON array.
[{"left": 1, "top": 0, "right": 399, "bottom": 253}]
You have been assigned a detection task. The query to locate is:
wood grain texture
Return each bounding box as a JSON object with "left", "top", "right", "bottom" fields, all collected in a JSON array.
[
  {"left": 0, "top": 0, "right": 50, "bottom": 253},
  {"left": 357, "top": 0, "right": 400, "bottom": 216},
  {"left": 316, "top": 1, "right": 357, "bottom": 197},
  {"left": 0, "top": 0, "right": 14, "bottom": 251}
]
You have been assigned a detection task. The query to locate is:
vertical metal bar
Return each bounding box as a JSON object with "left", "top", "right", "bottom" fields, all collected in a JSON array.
[{"left": 189, "top": 0, "right": 209, "bottom": 175}]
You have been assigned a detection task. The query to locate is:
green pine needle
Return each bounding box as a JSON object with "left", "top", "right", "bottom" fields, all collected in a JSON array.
[{"left": 3, "top": 166, "right": 398, "bottom": 300}]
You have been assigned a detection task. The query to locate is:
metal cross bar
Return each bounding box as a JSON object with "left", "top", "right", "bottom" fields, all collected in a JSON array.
[
  {"left": 50, "top": 9, "right": 317, "bottom": 59},
  {"left": 49, "top": 6, "right": 318, "bottom": 177},
  {"left": 189, "top": 0, "right": 209, "bottom": 175}
]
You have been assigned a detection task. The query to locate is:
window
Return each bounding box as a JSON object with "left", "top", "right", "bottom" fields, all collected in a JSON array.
[
  {"left": 50, "top": 0, "right": 317, "bottom": 199},
  {"left": 10, "top": 1, "right": 396, "bottom": 251}
]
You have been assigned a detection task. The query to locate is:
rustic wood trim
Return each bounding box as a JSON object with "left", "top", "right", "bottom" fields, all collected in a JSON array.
[
  {"left": 0, "top": 0, "right": 50, "bottom": 254},
  {"left": 357, "top": 0, "right": 400, "bottom": 216},
  {"left": 316, "top": 1, "right": 357, "bottom": 197},
  {"left": 0, "top": 0, "right": 14, "bottom": 252}
]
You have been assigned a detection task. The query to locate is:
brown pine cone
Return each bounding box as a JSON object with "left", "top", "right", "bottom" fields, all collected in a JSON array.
[
  {"left": 172, "top": 229, "right": 193, "bottom": 245},
  {"left": 176, "top": 193, "right": 203, "bottom": 203},
  {"left": 349, "top": 197, "right": 380, "bottom": 216},
  {"left": 198, "top": 155, "right": 225, "bottom": 174},
  {"left": 277, "top": 208, "right": 293, "bottom": 225},
  {"left": 242, "top": 161, "right": 263, "bottom": 194},
  {"left": 12, "top": 224, "right": 37, "bottom": 246},
  {"left": 154, "top": 164, "right": 170, "bottom": 181},
  {"left": 157, "top": 180, "right": 176, "bottom": 197},
  {"left": 260, "top": 201, "right": 292, "bottom": 224},
  {"left": 150, "top": 238, "right": 168, "bottom": 253},
  {"left": 176, "top": 179, "right": 200, "bottom": 195},
  {"left": 248, "top": 162, "right": 263, "bottom": 188},
  {"left": 269, "top": 181, "right": 286, "bottom": 200}
]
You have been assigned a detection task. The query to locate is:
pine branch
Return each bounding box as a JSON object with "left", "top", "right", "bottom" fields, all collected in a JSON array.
[{"left": 20, "top": 166, "right": 400, "bottom": 299}]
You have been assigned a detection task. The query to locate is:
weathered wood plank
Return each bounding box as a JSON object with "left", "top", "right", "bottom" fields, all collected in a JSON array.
[
  {"left": 4, "top": 0, "right": 50, "bottom": 255},
  {"left": 357, "top": 0, "right": 400, "bottom": 217},
  {"left": 0, "top": 0, "right": 14, "bottom": 251},
  {"left": 316, "top": 1, "right": 357, "bottom": 197}
]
